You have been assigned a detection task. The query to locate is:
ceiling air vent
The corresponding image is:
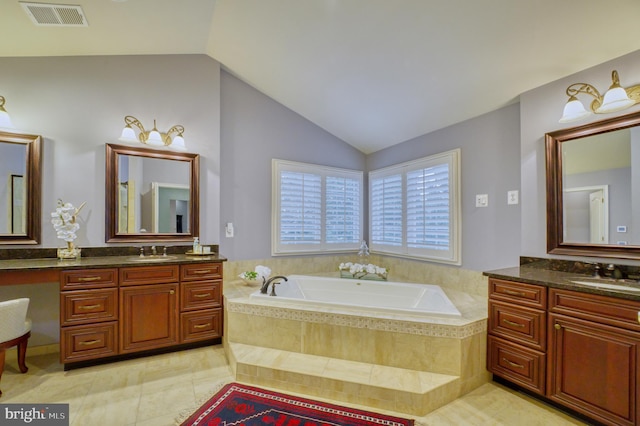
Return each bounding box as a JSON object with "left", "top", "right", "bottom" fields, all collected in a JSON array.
[{"left": 20, "top": 2, "right": 88, "bottom": 27}]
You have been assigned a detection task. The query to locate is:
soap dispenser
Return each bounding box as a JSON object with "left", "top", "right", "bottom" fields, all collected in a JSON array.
[{"left": 193, "top": 237, "right": 200, "bottom": 254}]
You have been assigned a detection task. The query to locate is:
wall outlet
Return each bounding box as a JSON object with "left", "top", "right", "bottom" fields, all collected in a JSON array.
[
  {"left": 475, "top": 194, "right": 488, "bottom": 207},
  {"left": 507, "top": 190, "right": 519, "bottom": 205}
]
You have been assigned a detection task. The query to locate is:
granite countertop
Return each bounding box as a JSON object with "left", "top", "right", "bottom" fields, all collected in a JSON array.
[
  {"left": 484, "top": 265, "right": 640, "bottom": 302},
  {"left": 0, "top": 253, "right": 226, "bottom": 272}
]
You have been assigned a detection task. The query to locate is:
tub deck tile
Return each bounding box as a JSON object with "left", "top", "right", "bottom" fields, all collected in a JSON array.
[{"left": 229, "top": 342, "right": 462, "bottom": 416}]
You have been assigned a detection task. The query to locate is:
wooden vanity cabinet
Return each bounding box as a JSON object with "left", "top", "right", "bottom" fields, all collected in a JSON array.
[
  {"left": 487, "top": 278, "right": 547, "bottom": 394},
  {"left": 179, "top": 263, "right": 223, "bottom": 343},
  {"left": 488, "top": 278, "right": 640, "bottom": 426},
  {"left": 60, "top": 261, "right": 223, "bottom": 366},
  {"left": 548, "top": 288, "right": 640, "bottom": 426},
  {"left": 59, "top": 269, "right": 119, "bottom": 363}
]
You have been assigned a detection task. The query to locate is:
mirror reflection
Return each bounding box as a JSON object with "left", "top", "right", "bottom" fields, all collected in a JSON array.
[
  {"left": 562, "top": 129, "right": 636, "bottom": 245},
  {"left": 118, "top": 155, "right": 190, "bottom": 234},
  {"left": 546, "top": 110, "right": 640, "bottom": 259},
  {"left": 0, "top": 131, "right": 41, "bottom": 245},
  {"left": 105, "top": 144, "right": 199, "bottom": 243}
]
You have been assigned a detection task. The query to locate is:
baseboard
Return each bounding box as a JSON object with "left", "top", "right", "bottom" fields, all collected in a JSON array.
[{"left": 5, "top": 343, "right": 59, "bottom": 362}]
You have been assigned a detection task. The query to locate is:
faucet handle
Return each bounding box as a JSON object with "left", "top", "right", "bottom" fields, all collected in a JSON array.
[
  {"left": 592, "top": 263, "right": 601, "bottom": 277},
  {"left": 139, "top": 246, "right": 145, "bottom": 257}
]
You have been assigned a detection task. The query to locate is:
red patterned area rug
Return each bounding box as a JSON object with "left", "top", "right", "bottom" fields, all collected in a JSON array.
[{"left": 180, "top": 382, "right": 414, "bottom": 426}]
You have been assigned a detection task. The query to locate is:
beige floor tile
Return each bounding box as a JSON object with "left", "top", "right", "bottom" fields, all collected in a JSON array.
[{"left": 0, "top": 346, "right": 591, "bottom": 426}]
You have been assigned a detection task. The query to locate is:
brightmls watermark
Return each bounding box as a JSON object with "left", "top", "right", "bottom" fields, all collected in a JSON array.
[{"left": 1, "top": 404, "right": 69, "bottom": 425}]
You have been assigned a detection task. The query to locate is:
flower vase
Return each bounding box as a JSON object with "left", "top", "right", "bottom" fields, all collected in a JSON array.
[{"left": 58, "top": 242, "right": 81, "bottom": 260}]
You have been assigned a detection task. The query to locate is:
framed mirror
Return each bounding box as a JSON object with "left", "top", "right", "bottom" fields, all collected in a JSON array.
[
  {"left": 105, "top": 143, "right": 199, "bottom": 243},
  {"left": 546, "top": 110, "right": 640, "bottom": 259},
  {"left": 0, "top": 131, "right": 42, "bottom": 245}
]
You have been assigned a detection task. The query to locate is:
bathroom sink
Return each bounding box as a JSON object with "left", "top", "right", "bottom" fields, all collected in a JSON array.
[
  {"left": 127, "top": 255, "right": 178, "bottom": 262},
  {"left": 569, "top": 278, "right": 640, "bottom": 292}
]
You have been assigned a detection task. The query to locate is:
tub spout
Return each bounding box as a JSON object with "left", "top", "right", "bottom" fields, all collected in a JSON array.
[{"left": 261, "top": 275, "right": 288, "bottom": 296}]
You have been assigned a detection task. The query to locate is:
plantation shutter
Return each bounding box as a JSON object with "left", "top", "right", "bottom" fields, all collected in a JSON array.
[
  {"left": 280, "top": 171, "right": 322, "bottom": 244},
  {"left": 368, "top": 149, "right": 461, "bottom": 265},
  {"left": 370, "top": 174, "right": 403, "bottom": 247},
  {"left": 273, "top": 159, "right": 363, "bottom": 255},
  {"left": 326, "top": 176, "right": 361, "bottom": 244},
  {"left": 406, "top": 163, "right": 450, "bottom": 250}
]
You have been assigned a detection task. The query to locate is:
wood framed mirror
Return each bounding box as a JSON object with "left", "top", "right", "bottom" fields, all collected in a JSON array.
[
  {"left": 546, "top": 110, "right": 640, "bottom": 259},
  {"left": 0, "top": 131, "right": 42, "bottom": 245},
  {"left": 105, "top": 143, "right": 199, "bottom": 243}
]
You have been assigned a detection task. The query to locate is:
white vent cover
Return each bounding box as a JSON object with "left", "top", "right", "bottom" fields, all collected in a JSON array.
[{"left": 20, "top": 2, "right": 88, "bottom": 27}]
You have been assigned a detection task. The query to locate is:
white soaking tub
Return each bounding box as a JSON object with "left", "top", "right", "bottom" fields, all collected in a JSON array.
[{"left": 249, "top": 274, "right": 461, "bottom": 317}]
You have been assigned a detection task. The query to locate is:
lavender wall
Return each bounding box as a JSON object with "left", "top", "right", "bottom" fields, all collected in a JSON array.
[
  {"left": 520, "top": 49, "right": 640, "bottom": 265},
  {"left": 367, "top": 103, "right": 521, "bottom": 271},
  {"left": 219, "top": 70, "right": 366, "bottom": 260}
]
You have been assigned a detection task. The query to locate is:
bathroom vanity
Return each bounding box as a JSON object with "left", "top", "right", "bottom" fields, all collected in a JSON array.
[
  {"left": 485, "top": 262, "right": 640, "bottom": 426},
  {"left": 0, "top": 251, "right": 224, "bottom": 369}
]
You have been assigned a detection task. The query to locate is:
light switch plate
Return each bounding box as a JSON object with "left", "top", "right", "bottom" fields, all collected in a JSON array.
[
  {"left": 475, "top": 194, "right": 488, "bottom": 207},
  {"left": 507, "top": 190, "right": 519, "bottom": 205}
]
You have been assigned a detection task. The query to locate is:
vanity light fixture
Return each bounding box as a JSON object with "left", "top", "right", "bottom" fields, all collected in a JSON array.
[
  {"left": 118, "top": 115, "right": 186, "bottom": 151},
  {"left": 559, "top": 70, "right": 640, "bottom": 123},
  {"left": 0, "top": 96, "right": 15, "bottom": 130}
]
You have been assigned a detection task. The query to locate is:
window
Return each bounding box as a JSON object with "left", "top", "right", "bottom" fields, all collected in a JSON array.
[
  {"left": 369, "top": 149, "right": 461, "bottom": 265},
  {"left": 272, "top": 159, "right": 363, "bottom": 255}
]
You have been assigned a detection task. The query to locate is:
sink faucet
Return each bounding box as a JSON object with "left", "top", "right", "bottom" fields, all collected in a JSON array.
[
  {"left": 261, "top": 276, "right": 288, "bottom": 296},
  {"left": 151, "top": 245, "right": 157, "bottom": 256},
  {"left": 606, "top": 264, "right": 624, "bottom": 280}
]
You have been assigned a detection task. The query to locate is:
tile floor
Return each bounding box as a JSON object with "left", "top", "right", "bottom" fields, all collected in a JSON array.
[{"left": 0, "top": 345, "right": 587, "bottom": 425}]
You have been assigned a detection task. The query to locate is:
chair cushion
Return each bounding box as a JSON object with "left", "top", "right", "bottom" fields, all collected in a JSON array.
[{"left": 0, "top": 298, "right": 31, "bottom": 343}]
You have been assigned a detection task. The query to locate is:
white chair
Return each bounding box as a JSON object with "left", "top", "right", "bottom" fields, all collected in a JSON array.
[{"left": 0, "top": 298, "right": 31, "bottom": 397}]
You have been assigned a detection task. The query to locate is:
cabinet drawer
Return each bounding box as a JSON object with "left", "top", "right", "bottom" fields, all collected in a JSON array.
[
  {"left": 550, "top": 288, "right": 640, "bottom": 332},
  {"left": 60, "top": 322, "right": 118, "bottom": 363},
  {"left": 181, "top": 263, "right": 222, "bottom": 281},
  {"left": 180, "top": 309, "right": 222, "bottom": 343},
  {"left": 488, "top": 335, "right": 545, "bottom": 395},
  {"left": 120, "top": 265, "right": 179, "bottom": 286},
  {"left": 60, "top": 269, "right": 118, "bottom": 290},
  {"left": 60, "top": 289, "right": 118, "bottom": 326},
  {"left": 489, "top": 300, "right": 546, "bottom": 351},
  {"left": 181, "top": 281, "right": 222, "bottom": 311},
  {"left": 489, "top": 278, "right": 546, "bottom": 309}
]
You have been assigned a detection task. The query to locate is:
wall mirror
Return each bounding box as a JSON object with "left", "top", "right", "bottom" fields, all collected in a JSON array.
[
  {"left": 546, "top": 110, "right": 640, "bottom": 259},
  {"left": 105, "top": 143, "right": 199, "bottom": 243},
  {"left": 0, "top": 131, "right": 41, "bottom": 245}
]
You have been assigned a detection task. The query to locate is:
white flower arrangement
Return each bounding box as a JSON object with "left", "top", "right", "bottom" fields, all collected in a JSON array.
[
  {"left": 338, "top": 262, "right": 388, "bottom": 280},
  {"left": 51, "top": 199, "right": 85, "bottom": 258},
  {"left": 239, "top": 265, "right": 272, "bottom": 285}
]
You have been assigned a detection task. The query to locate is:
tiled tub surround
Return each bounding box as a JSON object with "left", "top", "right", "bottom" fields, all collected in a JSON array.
[{"left": 222, "top": 255, "right": 489, "bottom": 416}]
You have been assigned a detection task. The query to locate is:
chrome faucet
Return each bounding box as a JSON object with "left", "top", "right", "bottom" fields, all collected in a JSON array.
[
  {"left": 151, "top": 245, "right": 157, "bottom": 256},
  {"left": 261, "top": 275, "right": 288, "bottom": 296},
  {"left": 606, "top": 264, "right": 624, "bottom": 280}
]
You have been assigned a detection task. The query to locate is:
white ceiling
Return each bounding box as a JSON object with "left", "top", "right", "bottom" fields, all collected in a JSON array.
[{"left": 3, "top": 0, "right": 640, "bottom": 153}]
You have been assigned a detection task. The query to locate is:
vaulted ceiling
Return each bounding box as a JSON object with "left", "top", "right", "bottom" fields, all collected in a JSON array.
[{"left": 3, "top": 0, "right": 640, "bottom": 153}]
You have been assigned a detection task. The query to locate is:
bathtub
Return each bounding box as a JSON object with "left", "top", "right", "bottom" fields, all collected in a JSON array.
[{"left": 249, "top": 274, "right": 462, "bottom": 317}]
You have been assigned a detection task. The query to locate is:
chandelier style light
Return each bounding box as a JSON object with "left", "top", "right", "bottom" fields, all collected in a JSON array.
[
  {"left": 0, "top": 96, "right": 15, "bottom": 130},
  {"left": 118, "top": 115, "right": 186, "bottom": 151},
  {"left": 559, "top": 70, "right": 640, "bottom": 123}
]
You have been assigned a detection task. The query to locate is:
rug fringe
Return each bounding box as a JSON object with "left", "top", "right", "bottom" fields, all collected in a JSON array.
[{"left": 175, "top": 380, "right": 230, "bottom": 425}]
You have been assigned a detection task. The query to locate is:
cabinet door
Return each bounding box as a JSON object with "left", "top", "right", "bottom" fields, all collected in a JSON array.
[
  {"left": 549, "top": 313, "right": 640, "bottom": 426},
  {"left": 120, "top": 283, "right": 178, "bottom": 353}
]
